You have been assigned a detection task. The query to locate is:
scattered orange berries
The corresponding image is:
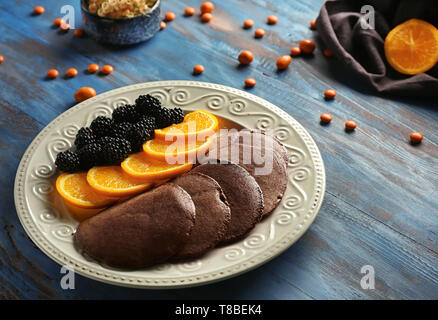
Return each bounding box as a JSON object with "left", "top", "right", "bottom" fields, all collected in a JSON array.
[
  {"left": 267, "top": 15, "right": 278, "bottom": 25},
  {"left": 66, "top": 68, "right": 78, "bottom": 78},
  {"left": 193, "top": 65, "right": 205, "bottom": 75},
  {"left": 238, "top": 50, "right": 254, "bottom": 65},
  {"left": 254, "top": 28, "right": 265, "bottom": 38},
  {"left": 276, "top": 55, "right": 292, "bottom": 70},
  {"left": 290, "top": 46, "right": 301, "bottom": 56},
  {"left": 410, "top": 132, "right": 423, "bottom": 144},
  {"left": 320, "top": 113, "right": 332, "bottom": 124},
  {"left": 53, "top": 18, "right": 64, "bottom": 26},
  {"left": 33, "top": 6, "right": 45, "bottom": 15},
  {"left": 0, "top": 55, "right": 3, "bottom": 63},
  {"left": 74, "top": 87, "right": 97, "bottom": 102},
  {"left": 324, "top": 89, "right": 336, "bottom": 99},
  {"left": 101, "top": 65, "right": 114, "bottom": 75},
  {"left": 185, "top": 7, "right": 195, "bottom": 16},
  {"left": 59, "top": 22, "right": 71, "bottom": 32},
  {"left": 200, "top": 1, "right": 215, "bottom": 14},
  {"left": 47, "top": 69, "right": 59, "bottom": 79},
  {"left": 345, "top": 120, "right": 357, "bottom": 131},
  {"left": 74, "top": 28, "right": 85, "bottom": 37},
  {"left": 245, "top": 78, "right": 256, "bottom": 88},
  {"left": 87, "top": 64, "right": 99, "bottom": 73},
  {"left": 243, "top": 19, "right": 254, "bottom": 29},
  {"left": 160, "top": 21, "right": 166, "bottom": 30},
  {"left": 324, "top": 49, "right": 333, "bottom": 57},
  {"left": 310, "top": 19, "right": 316, "bottom": 29},
  {"left": 299, "top": 39, "right": 316, "bottom": 54},
  {"left": 201, "top": 13, "right": 213, "bottom": 22},
  {"left": 165, "top": 12, "right": 176, "bottom": 22}
]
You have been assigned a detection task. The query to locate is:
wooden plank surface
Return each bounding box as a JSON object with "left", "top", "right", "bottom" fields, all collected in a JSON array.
[{"left": 0, "top": 0, "right": 437, "bottom": 299}]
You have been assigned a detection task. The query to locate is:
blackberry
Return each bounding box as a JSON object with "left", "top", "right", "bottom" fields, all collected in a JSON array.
[
  {"left": 74, "top": 127, "right": 96, "bottom": 150},
  {"left": 101, "top": 137, "right": 132, "bottom": 165},
  {"left": 111, "top": 122, "right": 134, "bottom": 140},
  {"left": 90, "top": 116, "right": 114, "bottom": 137},
  {"left": 135, "top": 94, "right": 162, "bottom": 116},
  {"left": 112, "top": 104, "right": 140, "bottom": 123},
  {"left": 55, "top": 150, "right": 81, "bottom": 172},
  {"left": 154, "top": 107, "right": 185, "bottom": 129},
  {"left": 77, "top": 143, "right": 104, "bottom": 170},
  {"left": 127, "top": 117, "right": 156, "bottom": 152}
]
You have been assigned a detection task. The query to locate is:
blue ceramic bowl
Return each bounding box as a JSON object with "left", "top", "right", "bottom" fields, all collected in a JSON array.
[{"left": 81, "top": 0, "right": 161, "bottom": 45}]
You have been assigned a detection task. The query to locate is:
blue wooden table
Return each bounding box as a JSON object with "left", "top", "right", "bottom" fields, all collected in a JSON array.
[{"left": 1, "top": 0, "right": 437, "bottom": 300}]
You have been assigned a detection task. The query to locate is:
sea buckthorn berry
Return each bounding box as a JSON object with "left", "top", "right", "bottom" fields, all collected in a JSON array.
[
  {"left": 74, "top": 87, "right": 97, "bottom": 102},
  {"left": 299, "top": 39, "right": 316, "bottom": 54},
  {"left": 345, "top": 120, "right": 357, "bottom": 131},
  {"left": 238, "top": 50, "right": 254, "bottom": 65},
  {"left": 101, "top": 65, "right": 114, "bottom": 75},
  {"left": 59, "top": 22, "right": 71, "bottom": 32},
  {"left": 267, "top": 15, "right": 278, "bottom": 25},
  {"left": 200, "top": 1, "right": 214, "bottom": 14},
  {"left": 34, "top": 6, "right": 45, "bottom": 15},
  {"left": 410, "top": 132, "right": 423, "bottom": 144},
  {"left": 0, "top": 55, "right": 4, "bottom": 63},
  {"left": 254, "top": 28, "right": 265, "bottom": 38},
  {"left": 47, "top": 69, "right": 59, "bottom": 79},
  {"left": 193, "top": 65, "right": 205, "bottom": 75},
  {"left": 185, "top": 7, "right": 195, "bottom": 16},
  {"left": 276, "top": 55, "right": 292, "bottom": 70},
  {"left": 87, "top": 64, "right": 99, "bottom": 73},
  {"left": 324, "top": 49, "right": 333, "bottom": 57},
  {"left": 324, "top": 89, "right": 336, "bottom": 99},
  {"left": 66, "top": 68, "right": 78, "bottom": 78},
  {"left": 201, "top": 13, "right": 213, "bottom": 22},
  {"left": 245, "top": 78, "right": 256, "bottom": 88},
  {"left": 310, "top": 19, "right": 316, "bottom": 29},
  {"left": 54, "top": 18, "right": 64, "bottom": 26},
  {"left": 160, "top": 21, "right": 166, "bottom": 30},
  {"left": 320, "top": 113, "right": 332, "bottom": 124},
  {"left": 74, "top": 28, "right": 85, "bottom": 37},
  {"left": 243, "top": 19, "right": 254, "bottom": 29},
  {"left": 165, "top": 12, "right": 175, "bottom": 22},
  {"left": 290, "top": 46, "right": 301, "bottom": 56}
]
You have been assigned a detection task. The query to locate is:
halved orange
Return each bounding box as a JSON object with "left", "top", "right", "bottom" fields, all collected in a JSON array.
[
  {"left": 87, "top": 166, "right": 154, "bottom": 197},
  {"left": 56, "top": 172, "right": 116, "bottom": 209},
  {"left": 143, "top": 136, "right": 213, "bottom": 162},
  {"left": 154, "top": 110, "right": 219, "bottom": 141},
  {"left": 121, "top": 152, "right": 193, "bottom": 181},
  {"left": 64, "top": 202, "right": 107, "bottom": 222},
  {"left": 384, "top": 19, "right": 438, "bottom": 75}
]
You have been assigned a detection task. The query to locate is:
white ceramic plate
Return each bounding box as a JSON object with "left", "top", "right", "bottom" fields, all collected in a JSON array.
[{"left": 14, "top": 81, "right": 325, "bottom": 289}]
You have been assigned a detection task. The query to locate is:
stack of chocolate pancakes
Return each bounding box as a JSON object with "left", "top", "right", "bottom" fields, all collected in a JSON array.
[{"left": 75, "top": 130, "right": 289, "bottom": 269}]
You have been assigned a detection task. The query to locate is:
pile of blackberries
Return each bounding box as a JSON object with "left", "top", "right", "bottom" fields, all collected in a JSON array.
[{"left": 55, "top": 94, "right": 185, "bottom": 172}]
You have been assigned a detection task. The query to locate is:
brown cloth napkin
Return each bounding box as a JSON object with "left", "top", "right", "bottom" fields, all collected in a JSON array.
[{"left": 316, "top": 0, "right": 438, "bottom": 97}]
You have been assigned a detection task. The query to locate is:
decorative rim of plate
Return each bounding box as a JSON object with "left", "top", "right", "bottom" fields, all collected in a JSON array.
[{"left": 14, "top": 81, "right": 325, "bottom": 289}]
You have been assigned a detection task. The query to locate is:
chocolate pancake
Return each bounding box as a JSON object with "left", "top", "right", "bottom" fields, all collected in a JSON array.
[
  {"left": 74, "top": 184, "right": 195, "bottom": 269},
  {"left": 193, "top": 162, "right": 264, "bottom": 244},
  {"left": 209, "top": 129, "right": 289, "bottom": 164},
  {"left": 171, "top": 172, "right": 231, "bottom": 260},
  {"left": 210, "top": 143, "right": 288, "bottom": 217}
]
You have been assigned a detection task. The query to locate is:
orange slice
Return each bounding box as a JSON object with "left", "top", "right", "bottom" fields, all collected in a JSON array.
[
  {"left": 121, "top": 152, "right": 193, "bottom": 181},
  {"left": 64, "top": 202, "right": 107, "bottom": 222},
  {"left": 143, "top": 136, "right": 213, "bottom": 162},
  {"left": 56, "top": 172, "right": 116, "bottom": 209},
  {"left": 384, "top": 19, "right": 438, "bottom": 75},
  {"left": 87, "top": 166, "right": 154, "bottom": 197},
  {"left": 154, "top": 110, "right": 218, "bottom": 141}
]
